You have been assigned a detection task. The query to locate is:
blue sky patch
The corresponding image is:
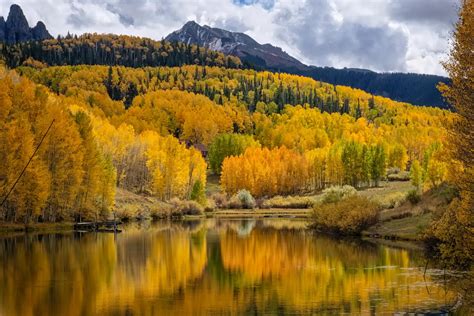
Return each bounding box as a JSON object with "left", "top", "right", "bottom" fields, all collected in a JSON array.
[{"left": 233, "top": 0, "right": 275, "bottom": 10}]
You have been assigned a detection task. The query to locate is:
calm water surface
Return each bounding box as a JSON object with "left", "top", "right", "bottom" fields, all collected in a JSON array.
[{"left": 0, "top": 219, "right": 457, "bottom": 315}]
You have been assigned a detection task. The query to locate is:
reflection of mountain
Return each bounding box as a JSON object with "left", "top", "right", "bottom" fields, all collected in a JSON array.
[{"left": 0, "top": 222, "right": 457, "bottom": 315}]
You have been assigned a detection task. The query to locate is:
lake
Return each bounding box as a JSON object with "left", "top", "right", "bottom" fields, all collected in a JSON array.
[{"left": 0, "top": 219, "right": 457, "bottom": 315}]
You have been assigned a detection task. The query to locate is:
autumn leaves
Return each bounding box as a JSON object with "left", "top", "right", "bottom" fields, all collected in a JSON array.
[{"left": 0, "top": 62, "right": 454, "bottom": 222}]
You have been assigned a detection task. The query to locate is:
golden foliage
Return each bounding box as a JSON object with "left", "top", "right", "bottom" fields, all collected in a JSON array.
[
  {"left": 0, "top": 70, "right": 115, "bottom": 222},
  {"left": 221, "top": 147, "right": 309, "bottom": 197},
  {"left": 433, "top": 0, "right": 474, "bottom": 266},
  {"left": 312, "top": 195, "right": 379, "bottom": 235}
]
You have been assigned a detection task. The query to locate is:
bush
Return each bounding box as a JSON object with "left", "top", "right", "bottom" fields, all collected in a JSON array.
[
  {"left": 149, "top": 205, "right": 170, "bottom": 220},
  {"left": 406, "top": 190, "right": 421, "bottom": 205},
  {"left": 204, "top": 198, "right": 216, "bottom": 212},
  {"left": 374, "top": 192, "right": 407, "bottom": 209},
  {"left": 321, "top": 185, "right": 357, "bottom": 204},
  {"left": 425, "top": 199, "right": 473, "bottom": 269},
  {"left": 386, "top": 167, "right": 400, "bottom": 175},
  {"left": 211, "top": 192, "right": 229, "bottom": 209},
  {"left": 114, "top": 206, "right": 137, "bottom": 221},
  {"left": 434, "top": 184, "right": 459, "bottom": 204},
  {"left": 312, "top": 195, "right": 379, "bottom": 235},
  {"left": 170, "top": 198, "right": 204, "bottom": 217},
  {"left": 387, "top": 171, "right": 410, "bottom": 181},
  {"left": 261, "top": 195, "right": 316, "bottom": 209},
  {"left": 228, "top": 189, "right": 256, "bottom": 209}
]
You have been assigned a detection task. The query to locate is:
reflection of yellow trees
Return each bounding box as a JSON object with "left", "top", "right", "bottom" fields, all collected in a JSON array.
[
  {"left": 0, "top": 234, "right": 117, "bottom": 316},
  {"left": 219, "top": 228, "right": 454, "bottom": 314},
  {"left": 221, "top": 228, "right": 310, "bottom": 280},
  {"left": 95, "top": 228, "right": 207, "bottom": 312},
  {"left": 0, "top": 227, "right": 207, "bottom": 316},
  {"left": 0, "top": 224, "right": 456, "bottom": 315}
]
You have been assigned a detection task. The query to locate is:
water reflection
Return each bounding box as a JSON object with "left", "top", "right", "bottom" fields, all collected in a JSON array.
[{"left": 0, "top": 219, "right": 458, "bottom": 315}]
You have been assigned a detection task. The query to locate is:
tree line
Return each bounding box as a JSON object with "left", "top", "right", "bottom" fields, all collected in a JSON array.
[{"left": 0, "top": 33, "right": 242, "bottom": 69}]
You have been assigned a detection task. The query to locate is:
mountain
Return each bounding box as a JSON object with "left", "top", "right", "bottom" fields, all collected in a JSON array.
[
  {"left": 0, "top": 4, "right": 52, "bottom": 43},
  {"left": 166, "top": 21, "right": 449, "bottom": 108},
  {"left": 166, "top": 21, "right": 306, "bottom": 71}
]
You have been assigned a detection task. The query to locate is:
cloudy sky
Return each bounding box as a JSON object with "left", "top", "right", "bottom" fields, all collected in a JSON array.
[{"left": 0, "top": 0, "right": 460, "bottom": 75}]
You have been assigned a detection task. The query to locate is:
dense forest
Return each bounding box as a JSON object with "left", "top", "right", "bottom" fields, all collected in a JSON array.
[
  {"left": 299, "top": 67, "right": 450, "bottom": 109},
  {"left": 0, "top": 33, "right": 242, "bottom": 69},
  {"left": 0, "top": 61, "right": 453, "bottom": 224},
  {"left": 0, "top": 32, "right": 448, "bottom": 108},
  {"left": 19, "top": 64, "right": 448, "bottom": 120}
]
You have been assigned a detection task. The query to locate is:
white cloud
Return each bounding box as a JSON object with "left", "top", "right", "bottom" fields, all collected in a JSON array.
[{"left": 0, "top": 0, "right": 459, "bottom": 75}]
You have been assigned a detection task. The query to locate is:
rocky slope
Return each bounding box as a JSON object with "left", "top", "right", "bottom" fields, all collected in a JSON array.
[{"left": 166, "top": 21, "right": 306, "bottom": 71}]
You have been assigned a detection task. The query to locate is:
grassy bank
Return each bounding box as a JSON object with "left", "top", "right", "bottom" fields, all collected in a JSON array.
[
  {"left": 114, "top": 188, "right": 172, "bottom": 220},
  {"left": 363, "top": 213, "right": 432, "bottom": 241},
  {"left": 363, "top": 184, "right": 453, "bottom": 241},
  {"left": 209, "top": 208, "right": 312, "bottom": 218},
  {"left": 0, "top": 181, "right": 448, "bottom": 238}
]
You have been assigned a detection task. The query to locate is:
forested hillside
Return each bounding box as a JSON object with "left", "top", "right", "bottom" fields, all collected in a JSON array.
[
  {"left": 0, "top": 31, "right": 448, "bottom": 108},
  {"left": 300, "top": 67, "right": 450, "bottom": 108},
  {"left": 0, "top": 66, "right": 207, "bottom": 222},
  {"left": 165, "top": 20, "right": 449, "bottom": 108},
  {"left": 1, "top": 63, "right": 451, "bottom": 215},
  {"left": 0, "top": 33, "right": 242, "bottom": 69},
  {"left": 19, "top": 64, "right": 447, "bottom": 119}
]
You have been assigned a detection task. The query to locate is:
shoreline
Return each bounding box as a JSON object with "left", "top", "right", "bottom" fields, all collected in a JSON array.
[{"left": 0, "top": 222, "right": 75, "bottom": 234}]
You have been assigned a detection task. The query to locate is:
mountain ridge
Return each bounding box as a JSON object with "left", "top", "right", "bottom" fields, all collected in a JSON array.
[
  {"left": 0, "top": 4, "right": 449, "bottom": 108},
  {"left": 166, "top": 21, "right": 449, "bottom": 108},
  {"left": 166, "top": 21, "right": 306, "bottom": 71}
]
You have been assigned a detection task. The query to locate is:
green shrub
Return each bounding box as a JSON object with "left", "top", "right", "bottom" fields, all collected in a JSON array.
[
  {"left": 406, "top": 190, "right": 421, "bottom": 205},
  {"left": 170, "top": 198, "right": 204, "bottom": 217},
  {"left": 312, "top": 195, "right": 379, "bottom": 235},
  {"left": 434, "top": 184, "right": 459, "bottom": 204},
  {"left": 261, "top": 195, "right": 316, "bottom": 209},
  {"left": 321, "top": 185, "right": 357, "bottom": 204},
  {"left": 190, "top": 180, "right": 206, "bottom": 205},
  {"left": 228, "top": 189, "right": 256, "bottom": 209}
]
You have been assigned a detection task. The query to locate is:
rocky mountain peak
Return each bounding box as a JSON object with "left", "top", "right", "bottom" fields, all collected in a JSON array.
[
  {"left": 5, "top": 4, "right": 31, "bottom": 43},
  {"left": 182, "top": 20, "right": 200, "bottom": 29},
  {"left": 7, "top": 4, "right": 26, "bottom": 22},
  {"left": 1, "top": 4, "right": 52, "bottom": 44},
  {"left": 166, "top": 21, "right": 306, "bottom": 71},
  {"left": 31, "top": 21, "right": 51, "bottom": 41}
]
